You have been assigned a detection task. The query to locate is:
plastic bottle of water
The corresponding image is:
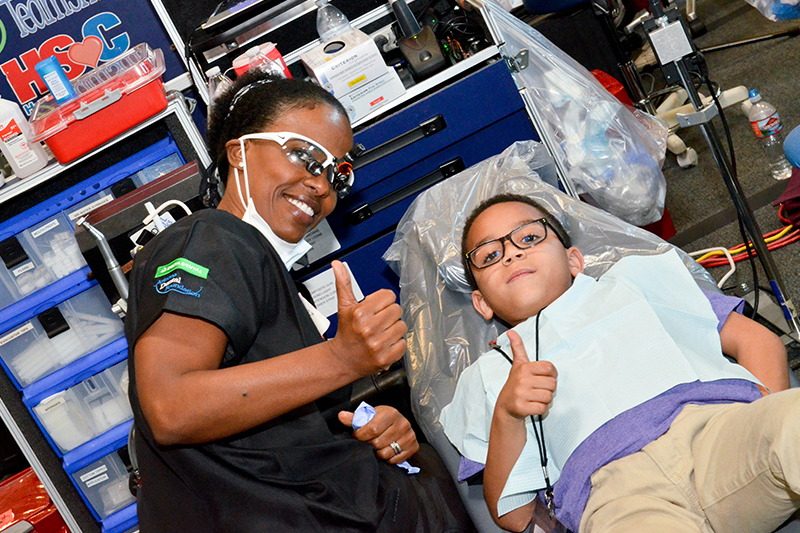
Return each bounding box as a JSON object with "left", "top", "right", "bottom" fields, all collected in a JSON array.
[
  {"left": 245, "top": 46, "right": 285, "bottom": 78},
  {"left": 748, "top": 89, "right": 793, "bottom": 180},
  {"left": 205, "top": 66, "right": 233, "bottom": 106},
  {"left": 315, "top": 0, "right": 351, "bottom": 43}
]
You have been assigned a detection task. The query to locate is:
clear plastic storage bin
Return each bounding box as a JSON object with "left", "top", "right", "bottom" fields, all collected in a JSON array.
[
  {"left": 71, "top": 448, "right": 135, "bottom": 519},
  {"left": 0, "top": 232, "right": 54, "bottom": 300},
  {"left": 33, "top": 360, "right": 132, "bottom": 453},
  {"left": 0, "top": 285, "right": 124, "bottom": 387},
  {"left": 131, "top": 152, "right": 183, "bottom": 187},
  {"left": 65, "top": 188, "right": 117, "bottom": 226},
  {"left": 0, "top": 268, "right": 18, "bottom": 310},
  {"left": 21, "top": 212, "right": 87, "bottom": 280}
]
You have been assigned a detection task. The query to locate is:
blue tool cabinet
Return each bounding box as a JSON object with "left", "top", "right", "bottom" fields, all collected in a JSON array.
[{"left": 295, "top": 59, "right": 539, "bottom": 335}]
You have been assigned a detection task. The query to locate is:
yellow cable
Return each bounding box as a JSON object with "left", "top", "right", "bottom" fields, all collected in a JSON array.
[{"left": 695, "top": 225, "right": 793, "bottom": 262}]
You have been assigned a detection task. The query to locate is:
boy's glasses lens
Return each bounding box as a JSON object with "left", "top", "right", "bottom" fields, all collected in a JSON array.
[{"left": 468, "top": 220, "right": 548, "bottom": 269}]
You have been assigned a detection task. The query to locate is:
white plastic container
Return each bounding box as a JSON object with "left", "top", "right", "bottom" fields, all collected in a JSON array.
[
  {"left": 33, "top": 360, "right": 132, "bottom": 453},
  {"left": 0, "top": 285, "right": 124, "bottom": 387},
  {"left": 0, "top": 97, "right": 48, "bottom": 178},
  {"left": 71, "top": 449, "right": 135, "bottom": 518}
]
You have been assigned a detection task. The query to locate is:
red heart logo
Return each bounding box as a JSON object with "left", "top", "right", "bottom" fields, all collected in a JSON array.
[{"left": 68, "top": 36, "right": 103, "bottom": 68}]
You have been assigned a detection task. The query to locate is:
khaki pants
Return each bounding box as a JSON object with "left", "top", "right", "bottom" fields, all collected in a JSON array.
[{"left": 580, "top": 389, "right": 800, "bottom": 533}]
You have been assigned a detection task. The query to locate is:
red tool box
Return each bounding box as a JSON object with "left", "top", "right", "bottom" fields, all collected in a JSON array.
[{"left": 30, "top": 44, "right": 167, "bottom": 165}]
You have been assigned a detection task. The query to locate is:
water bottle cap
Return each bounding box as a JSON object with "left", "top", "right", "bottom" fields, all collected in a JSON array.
[
  {"left": 748, "top": 89, "right": 761, "bottom": 103},
  {"left": 315, "top": 0, "right": 328, "bottom": 7},
  {"left": 205, "top": 66, "right": 221, "bottom": 77}
]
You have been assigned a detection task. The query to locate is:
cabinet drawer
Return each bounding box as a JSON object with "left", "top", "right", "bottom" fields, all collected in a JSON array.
[
  {"left": 324, "top": 108, "right": 537, "bottom": 256},
  {"left": 350, "top": 60, "right": 525, "bottom": 195}
]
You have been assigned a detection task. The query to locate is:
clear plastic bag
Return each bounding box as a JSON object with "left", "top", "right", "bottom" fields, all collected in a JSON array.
[
  {"left": 383, "top": 140, "right": 716, "bottom": 439},
  {"left": 481, "top": 0, "right": 669, "bottom": 226},
  {"left": 744, "top": 0, "right": 800, "bottom": 20}
]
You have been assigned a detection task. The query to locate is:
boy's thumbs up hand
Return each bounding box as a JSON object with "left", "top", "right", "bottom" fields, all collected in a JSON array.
[
  {"left": 329, "top": 261, "right": 407, "bottom": 378},
  {"left": 508, "top": 330, "right": 530, "bottom": 365},
  {"left": 496, "top": 330, "right": 558, "bottom": 420}
]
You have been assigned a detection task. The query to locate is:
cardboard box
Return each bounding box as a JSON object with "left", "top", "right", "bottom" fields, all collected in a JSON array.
[
  {"left": 301, "top": 28, "right": 405, "bottom": 122},
  {"left": 337, "top": 69, "right": 405, "bottom": 123}
]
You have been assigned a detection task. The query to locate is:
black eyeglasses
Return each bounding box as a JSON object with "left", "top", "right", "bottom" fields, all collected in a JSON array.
[{"left": 465, "top": 219, "right": 563, "bottom": 270}]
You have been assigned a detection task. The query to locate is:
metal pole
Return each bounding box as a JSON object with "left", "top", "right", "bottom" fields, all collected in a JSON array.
[{"left": 675, "top": 60, "right": 800, "bottom": 336}]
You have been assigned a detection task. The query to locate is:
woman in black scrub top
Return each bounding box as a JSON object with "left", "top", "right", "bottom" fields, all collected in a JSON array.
[{"left": 124, "top": 71, "right": 473, "bottom": 532}]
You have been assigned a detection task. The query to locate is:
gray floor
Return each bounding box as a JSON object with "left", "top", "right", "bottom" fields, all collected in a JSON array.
[{"left": 649, "top": 0, "right": 800, "bottom": 370}]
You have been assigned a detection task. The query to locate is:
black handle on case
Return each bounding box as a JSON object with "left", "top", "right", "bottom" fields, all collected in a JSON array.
[
  {"left": 346, "top": 157, "right": 465, "bottom": 225},
  {"left": 352, "top": 115, "right": 447, "bottom": 170}
]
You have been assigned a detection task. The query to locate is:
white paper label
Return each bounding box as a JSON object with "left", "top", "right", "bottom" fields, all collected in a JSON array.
[
  {"left": 43, "top": 71, "right": 71, "bottom": 100},
  {"left": 31, "top": 218, "right": 59, "bottom": 238},
  {"left": 79, "top": 464, "right": 108, "bottom": 483},
  {"left": 12, "top": 261, "right": 34, "bottom": 277},
  {"left": 302, "top": 219, "right": 341, "bottom": 265},
  {"left": 302, "top": 262, "right": 364, "bottom": 318},
  {"left": 84, "top": 473, "right": 109, "bottom": 488},
  {"left": 0, "top": 322, "right": 33, "bottom": 347},
  {"left": 68, "top": 194, "right": 114, "bottom": 221},
  {"left": 41, "top": 394, "right": 67, "bottom": 413}
]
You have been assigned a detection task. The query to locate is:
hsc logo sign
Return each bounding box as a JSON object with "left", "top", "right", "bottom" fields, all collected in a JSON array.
[{"left": 0, "top": 8, "right": 129, "bottom": 114}]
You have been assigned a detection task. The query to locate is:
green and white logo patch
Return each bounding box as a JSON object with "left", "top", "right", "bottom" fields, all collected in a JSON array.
[{"left": 155, "top": 258, "right": 209, "bottom": 279}]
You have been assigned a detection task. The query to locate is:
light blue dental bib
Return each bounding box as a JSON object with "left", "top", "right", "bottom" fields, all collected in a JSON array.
[{"left": 440, "top": 250, "right": 760, "bottom": 514}]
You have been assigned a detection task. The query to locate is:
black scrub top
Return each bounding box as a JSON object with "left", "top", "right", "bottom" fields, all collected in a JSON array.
[{"left": 125, "top": 209, "right": 420, "bottom": 532}]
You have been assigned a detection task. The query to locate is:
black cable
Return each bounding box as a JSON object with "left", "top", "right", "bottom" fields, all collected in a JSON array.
[
  {"left": 738, "top": 214, "right": 761, "bottom": 319},
  {"left": 490, "top": 311, "right": 554, "bottom": 517},
  {"left": 699, "top": 69, "right": 763, "bottom": 318},
  {"left": 438, "top": 15, "right": 482, "bottom": 41}
]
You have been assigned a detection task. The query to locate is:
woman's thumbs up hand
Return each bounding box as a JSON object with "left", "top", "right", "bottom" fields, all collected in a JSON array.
[{"left": 328, "top": 261, "right": 407, "bottom": 377}]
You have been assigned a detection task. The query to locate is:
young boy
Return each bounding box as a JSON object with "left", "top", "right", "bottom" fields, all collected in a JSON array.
[{"left": 440, "top": 193, "right": 798, "bottom": 533}]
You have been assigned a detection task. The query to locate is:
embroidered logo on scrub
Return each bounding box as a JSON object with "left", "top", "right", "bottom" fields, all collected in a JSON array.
[
  {"left": 154, "top": 257, "right": 209, "bottom": 279},
  {"left": 154, "top": 258, "right": 207, "bottom": 297},
  {"left": 154, "top": 273, "right": 203, "bottom": 297}
]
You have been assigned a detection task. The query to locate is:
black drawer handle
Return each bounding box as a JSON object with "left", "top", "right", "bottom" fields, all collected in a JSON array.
[
  {"left": 346, "top": 157, "right": 466, "bottom": 226},
  {"left": 353, "top": 115, "right": 447, "bottom": 170},
  {"left": 38, "top": 307, "right": 70, "bottom": 339},
  {"left": 0, "top": 236, "right": 29, "bottom": 270}
]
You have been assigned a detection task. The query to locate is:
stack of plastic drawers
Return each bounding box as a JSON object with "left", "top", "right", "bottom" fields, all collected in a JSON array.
[{"left": 0, "top": 137, "right": 184, "bottom": 533}]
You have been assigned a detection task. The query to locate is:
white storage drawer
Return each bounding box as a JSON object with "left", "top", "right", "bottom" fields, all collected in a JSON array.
[{"left": 33, "top": 360, "right": 132, "bottom": 453}]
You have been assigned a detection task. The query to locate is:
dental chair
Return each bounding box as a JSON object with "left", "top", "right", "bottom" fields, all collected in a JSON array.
[{"left": 383, "top": 140, "right": 800, "bottom": 533}]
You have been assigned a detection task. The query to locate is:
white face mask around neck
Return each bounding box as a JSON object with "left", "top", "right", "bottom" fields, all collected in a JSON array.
[{"left": 234, "top": 150, "right": 312, "bottom": 271}]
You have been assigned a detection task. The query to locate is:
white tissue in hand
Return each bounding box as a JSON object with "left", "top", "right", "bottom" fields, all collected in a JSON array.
[{"left": 352, "top": 401, "right": 420, "bottom": 475}]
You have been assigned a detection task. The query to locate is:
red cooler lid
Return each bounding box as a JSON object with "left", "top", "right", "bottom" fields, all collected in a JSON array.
[
  {"left": 30, "top": 43, "right": 166, "bottom": 142},
  {"left": 0, "top": 468, "right": 51, "bottom": 530}
]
